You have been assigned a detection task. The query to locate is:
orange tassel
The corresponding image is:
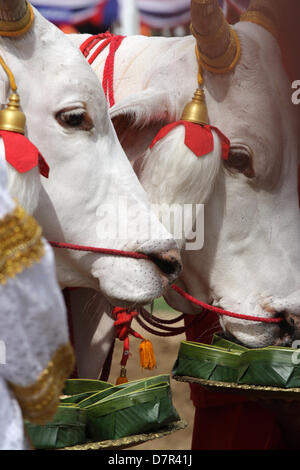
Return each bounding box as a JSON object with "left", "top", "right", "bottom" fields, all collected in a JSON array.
[
  {"left": 139, "top": 340, "right": 156, "bottom": 370},
  {"left": 116, "top": 367, "right": 128, "bottom": 385}
]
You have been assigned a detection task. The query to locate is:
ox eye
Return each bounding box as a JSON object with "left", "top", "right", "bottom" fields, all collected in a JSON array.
[
  {"left": 56, "top": 107, "right": 94, "bottom": 131},
  {"left": 224, "top": 146, "right": 255, "bottom": 179}
]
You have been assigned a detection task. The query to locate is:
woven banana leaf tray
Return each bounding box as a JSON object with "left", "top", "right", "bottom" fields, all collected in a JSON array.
[
  {"left": 25, "top": 375, "right": 183, "bottom": 450},
  {"left": 172, "top": 335, "right": 300, "bottom": 399}
]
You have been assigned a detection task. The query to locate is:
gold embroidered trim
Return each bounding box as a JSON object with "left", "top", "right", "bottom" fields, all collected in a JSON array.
[
  {"left": 0, "top": 2, "right": 34, "bottom": 37},
  {"left": 0, "top": 203, "right": 44, "bottom": 284},
  {"left": 195, "top": 29, "right": 241, "bottom": 75},
  {"left": 9, "top": 343, "right": 75, "bottom": 425}
]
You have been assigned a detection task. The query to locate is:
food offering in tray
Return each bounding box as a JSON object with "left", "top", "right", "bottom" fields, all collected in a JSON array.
[
  {"left": 25, "top": 375, "right": 184, "bottom": 450},
  {"left": 172, "top": 335, "right": 300, "bottom": 398}
]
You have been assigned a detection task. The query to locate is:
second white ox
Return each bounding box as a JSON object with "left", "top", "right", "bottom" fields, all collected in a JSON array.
[
  {"left": 0, "top": 0, "right": 182, "bottom": 373},
  {"left": 71, "top": 0, "right": 300, "bottom": 351}
]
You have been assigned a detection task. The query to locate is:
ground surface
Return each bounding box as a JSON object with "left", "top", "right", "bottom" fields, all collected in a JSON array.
[{"left": 108, "top": 298, "right": 195, "bottom": 450}]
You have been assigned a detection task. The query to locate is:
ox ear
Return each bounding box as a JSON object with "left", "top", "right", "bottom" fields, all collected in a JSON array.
[{"left": 109, "top": 89, "right": 174, "bottom": 163}]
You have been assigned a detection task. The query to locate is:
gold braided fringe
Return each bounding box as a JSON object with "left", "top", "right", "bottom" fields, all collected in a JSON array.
[
  {"left": 240, "top": 11, "right": 278, "bottom": 40},
  {"left": 9, "top": 343, "right": 75, "bottom": 425},
  {"left": 190, "top": 12, "right": 229, "bottom": 49},
  {"left": 0, "top": 1, "right": 34, "bottom": 37},
  {"left": 195, "top": 28, "right": 241, "bottom": 74},
  {"left": 0, "top": 203, "right": 45, "bottom": 284}
]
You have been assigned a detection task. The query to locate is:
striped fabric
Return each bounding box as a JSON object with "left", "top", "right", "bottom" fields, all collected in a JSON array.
[
  {"left": 136, "top": 0, "right": 191, "bottom": 29},
  {"left": 31, "top": 0, "right": 118, "bottom": 26},
  {"left": 136, "top": 0, "right": 249, "bottom": 30}
]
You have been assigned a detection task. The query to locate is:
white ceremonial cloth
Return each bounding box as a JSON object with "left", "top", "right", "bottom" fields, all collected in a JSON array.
[{"left": 0, "top": 154, "right": 73, "bottom": 450}]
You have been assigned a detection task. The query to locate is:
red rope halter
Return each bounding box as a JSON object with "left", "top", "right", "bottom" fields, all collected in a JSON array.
[
  {"left": 80, "top": 32, "right": 125, "bottom": 108},
  {"left": 49, "top": 240, "right": 282, "bottom": 325}
]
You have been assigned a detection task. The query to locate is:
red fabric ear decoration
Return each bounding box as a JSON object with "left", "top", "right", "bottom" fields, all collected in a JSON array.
[
  {"left": 0, "top": 130, "right": 49, "bottom": 178},
  {"left": 150, "top": 120, "right": 230, "bottom": 160}
]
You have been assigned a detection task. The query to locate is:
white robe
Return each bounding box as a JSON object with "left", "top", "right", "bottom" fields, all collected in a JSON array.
[{"left": 0, "top": 159, "right": 74, "bottom": 450}]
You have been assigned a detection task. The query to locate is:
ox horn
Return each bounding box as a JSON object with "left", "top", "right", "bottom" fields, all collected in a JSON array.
[
  {"left": 240, "top": 0, "right": 284, "bottom": 40},
  {"left": 190, "top": 0, "right": 240, "bottom": 74},
  {"left": 0, "top": 0, "right": 34, "bottom": 36}
]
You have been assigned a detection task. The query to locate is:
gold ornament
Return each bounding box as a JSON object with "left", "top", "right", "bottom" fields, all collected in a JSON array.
[
  {"left": 181, "top": 88, "right": 209, "bottom": 126},
  {"left": 0, "top": 92, "right": 26, "bottom": 134}
]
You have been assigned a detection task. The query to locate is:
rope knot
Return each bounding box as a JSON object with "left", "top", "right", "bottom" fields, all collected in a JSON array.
[
  {"left": 112, "top": 307, "right": 156, "bottom": 384},
  {"left": 112, "top": 307, "right": 140, "bottom": 342}
]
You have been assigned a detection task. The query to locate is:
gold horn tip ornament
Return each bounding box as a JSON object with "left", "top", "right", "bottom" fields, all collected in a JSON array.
[
  {"left": 0, "top": 92, "right": 26, "bottom": 134},
  {"left": 181, "top": 88, "right": 209, "bottom": 126}
]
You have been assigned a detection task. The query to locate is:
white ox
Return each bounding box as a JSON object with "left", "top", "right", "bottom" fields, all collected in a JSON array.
[
  {"left": 0, "top": 0, "right": 182, "bottom": 372},
  {"left": 70, "top": 0, "right": 300, "bottom": 354}
]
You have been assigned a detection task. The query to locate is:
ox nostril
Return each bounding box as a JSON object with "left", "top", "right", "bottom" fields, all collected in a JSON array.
[{"left": 148, "top": 249, "right": 182, "bottom": 280}]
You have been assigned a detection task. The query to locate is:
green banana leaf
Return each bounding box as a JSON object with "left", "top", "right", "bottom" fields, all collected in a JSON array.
[
  {"left": 63, "top": 378, "right": 113, "bottom": 396},
  {"left": 77, "top": 374, "right": 171, "bottom": 409},
  {"left": 25, "top": 405, "right": 87, "bottom": 450},
  {"left": 60, "top": 391, "right": 98, "bottom": 405},
  {"left": 26, "top": 375, "right": 180, "bottom": 448},
  {"left": 172, "top": 341, "right": 241, "bottom": 383},
  {"left": 172, "top": 338, "right": 300, "bottom": 389},
  {"left": 212, "top": 335, "right": 248, "bottom": 351},
  {"left": 85, "top": 382, "right": 180, "bottom": 441},
  {"left": 237, "top": 347, "right": 300, "bottom": 388}
]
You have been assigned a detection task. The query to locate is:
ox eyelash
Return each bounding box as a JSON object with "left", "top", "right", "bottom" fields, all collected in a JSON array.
[
  {"left": 61, "top": 108, "right": 85, "bottom": 120},
  {"left": 56, "top": 106, "right": 94, "bottom": 131}
]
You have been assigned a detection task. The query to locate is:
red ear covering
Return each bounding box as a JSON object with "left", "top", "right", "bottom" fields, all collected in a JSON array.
[
  {"left": 0, "top": 130, "right": 49, "bottom": 178},
  {"left": 150, "top": 120, "right": 230, "bottom": 160}
]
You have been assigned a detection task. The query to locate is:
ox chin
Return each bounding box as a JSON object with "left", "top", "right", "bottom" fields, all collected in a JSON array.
[
  {"left": 91, "top": 256, "right": 171, "bottom": 308},
  {"left": 219, "top": 316, "right": 293, "bottom": 349}
]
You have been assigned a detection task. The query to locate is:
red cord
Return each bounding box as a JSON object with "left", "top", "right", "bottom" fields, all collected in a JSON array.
[
  {"left": 80, "top": 32, "right": 125, "bottom": 108},
  {"left": 171, "top": 285, "right": 283, "bottom": 324},
  {"left": 49, "top": 240, "right": 149, "bottom": 260},
  {"left": 103, "top": 35, "right": 125, "bottom": 107},
  {"left": 112, "top": 307, "right": 144, "bottom": 367},
  {"left": 49, "top": 240, "right": 283, "bottom": 325}
]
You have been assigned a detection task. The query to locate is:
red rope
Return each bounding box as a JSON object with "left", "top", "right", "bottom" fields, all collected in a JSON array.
[
  {"left": 49, "top": 240, "right": 149, "bottom": 260},
  {"left": 80, "top": 32, "right": 125, "bottom": 108},
  {"left": 171, "top": 285, "right": 283, "bottom": 324},
  {"left": 49, "top": 240, "right": 283, "bottom": 325},
  {"left": 103, "top": 35, "right": 125, "bottom": 107},
  {"left": 141, "top": 308, "right": 185, "bottom": 325},
  {"left": 112, "top": 307, "right": 144, "bottom": 367},
  {"left": 136, "top": 309, "right": 191, "bottom": 337},
  {"left": 80, "top": 32, "right": 112, "bottom": 58}
]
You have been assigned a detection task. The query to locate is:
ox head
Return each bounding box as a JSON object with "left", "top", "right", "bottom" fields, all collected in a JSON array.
[
  {"left": 102, "top": 0, "right": 300, "bottom": 347},
  {"left": 180, "top": 0, "right": 300, "bottom": 347},
  {"left": 0, "top": 0, "right": 182, "bottom": 307}
]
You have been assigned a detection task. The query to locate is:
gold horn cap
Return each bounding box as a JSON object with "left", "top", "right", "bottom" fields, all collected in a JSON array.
[
  {"left": 181, "top": 88, "right": 209, "bottom": 126},
  {"left": 0, "top": 92, "right": 26, "bottom": 134}
]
